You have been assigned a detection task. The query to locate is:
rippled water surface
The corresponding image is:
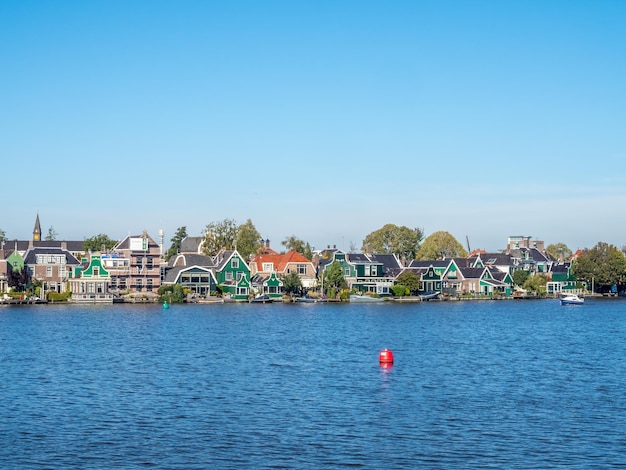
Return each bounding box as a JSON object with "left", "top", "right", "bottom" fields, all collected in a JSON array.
[{"left": 1, "top": 299, "right": 626, "bottom": 468}]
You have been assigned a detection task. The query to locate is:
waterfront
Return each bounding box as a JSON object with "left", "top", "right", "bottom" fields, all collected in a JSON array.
[{"left": 1, "top": 299, "right": 625, "bottom": 469}]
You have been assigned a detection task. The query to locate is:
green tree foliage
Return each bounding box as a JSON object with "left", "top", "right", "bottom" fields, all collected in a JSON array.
[
  {"left": 395, "top": 270, "right": 421, "bottom": 295},
  {"left": 572, "top": 242, "right": 626, "bottom": 292},
  {"left": 282, "top": 235, "right": 305, "bottom": 253},
  {"left": 322, "top": 261, "right": 346, "bottom": 298},
  {"left": 522, "top": 273, "right": 550, "bottom": 296},
  {"left": 281, "top": 235, "right": 313, "bottom": 260},
  {"left": 235, "top": 219, "right": 263, "bottom": 259},
  {"left": 391, "top": 284, "right": 409, "bottom": 297},
  {"left": 0, "top": 228, "right": 5, "bottom": 243},
  {"left": 202, "top": 219, "right": 238, "bottom": 256},
  {"left": 281, "top": 271, "right": 302, "bottom": 296},
  {"left": 83, "top": 234, "right": 118, "bottom": 252},
  {"left": 415, "top": 231, "right": 468, "bottom": 260},
  {"left": 512, "top": 269, "right": 529, "bottom": 287},
  {"left": 157, "top": 284, "right": 186, "bottom": 303},
  {"left": 8, "top": 266, "right": 30, "bottom": 292},
  {"left": 545, "top": 242, "right": 572, "bottom": 261},
  {"left": 362, "top": 224, "right": 423, "bottom": 259},
  {"left": 164, "top": 226, "right": 187, "bottom": 261},
  {"left": 45, "top": 226, "right": 58, "bottom": 241}
]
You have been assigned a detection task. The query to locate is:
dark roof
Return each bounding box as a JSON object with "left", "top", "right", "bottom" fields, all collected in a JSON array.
[
  {"left": 214, "top": 250, "right": 242, "bottom": 271},
  {"left": 169, "top": 253, "right": 215, "bottom": 268},
  {"left": 23, "top": 247, "right": 81, "bottom": 266},
  {"left": 114, "top": 232, "right": 159, "bottom": 251},
  {"left": 471, "top": 252, "right": 512, "bottom": 266},
  {"left": 408, "top": 260, "right": 451, "bottom": 269},
  {"left": 487, "top": 267, "right": 508, "bottom": 281},
  {"left": 365, "top": 253, "right": 403, "bottom": 276},
  {"left": 551, "top": 263, "right": 571, "bottom": 274},
  {"left": 180, "top": 236, "right": 203, "bottom": 254},
  {"left": 509, "top": 247, "right": 552, "bottom": 264},
  {"left": 457, "top": 266, "right": 486, "bottom": 279},
  {"left": 163, "top": 265, "right": 215, "bottom": 283},
  {"left": 3, "top": 240, "right": 85, "bottom": 253},
  {"left": 346, "top": 253, "right": 376, "bottom": 264}
]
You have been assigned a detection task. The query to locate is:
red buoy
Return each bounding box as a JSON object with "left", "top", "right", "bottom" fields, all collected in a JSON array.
[{"left": 379, "top": 348, "right": 394, "bottom": 364}]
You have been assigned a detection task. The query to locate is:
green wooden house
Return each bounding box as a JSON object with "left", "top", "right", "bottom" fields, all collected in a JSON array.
[
  {"left": 214, "top": 249, "right": 251, "bottom": 301},
  {"left": 251, "top": 271, "right": 284, "bottom": 299},
  {"left": 68, "top": 253, "right": 114, "bottom": 302}
]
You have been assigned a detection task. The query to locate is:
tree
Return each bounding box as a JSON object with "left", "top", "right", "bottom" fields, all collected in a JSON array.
[
  {"left": 158, "top": 284, "right": 186, "bottom": 303},
  {"left": 235, "top": 219, "right": 263, "bottom": 259},
  {"left": 282, "top": 235, "right": 313, "bottom": 260},
  {"left": 45, "top": 226, "right": 58, "bottom": 241},
  {"left": 522, "top": 273, "right": 550, "bottom": 296},
  {"left": 512, "top": 269, "right": 529, "bottom": 287},
  {"left": 546, "top": 242, "right": 572, "bottom": 261},
  {"left": 165, "top": 226, "right": 187, "bottom": 261},
  {"left": 281, "top": 271, "right": 302, "bottom": 296},
  {"left": 322, "top": 261, "right": 346, "bottom": 298},
  {"left": 83, "top": 234, "right": 118, "bottom": 252},
  {"left": 395, "top": 270, "right": 421, "bottom": 295},
  {"left": 572, "top": 242, "right": 626, "bottom": 293},
  {"left": 414, "top": 231, "right": 468, "bottom": 260},
  {"left": 202, "top": 219, "right": 238, "bottom": 256},
  {"left": 282, "top": 235, "right": 305, "bottom": 253},
  {"left": 362, "top": 224, "right": 423, "bottom": 259},
  {"left": 8, "top": 266, "right": 30, "bottom": 292},
  {"left": 0, "top": 228, "right": 5, "bottom": 243}
]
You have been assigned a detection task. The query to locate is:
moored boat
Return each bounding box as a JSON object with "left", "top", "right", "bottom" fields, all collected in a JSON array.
[
  {"left": 419, "top": 291, "right": 440, "bottom": 301},
  {"left": 295, "top": 295, "right": 327, "bottom": 303},
  {"left": 560, "top": 294, "right": 584, "bottom": 305},
  {"left": 250, "top": 294, "right": 275, "bottom": 304},
  {"left": 350, "top": 294, "right": 385, "bottom": 303}
]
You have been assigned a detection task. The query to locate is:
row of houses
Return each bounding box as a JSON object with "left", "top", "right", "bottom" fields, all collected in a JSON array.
[
  {"left": 0, "top": 217, "right": 577, "bottom": 302},
  {"left": 0, "top": 235, "right": 577, "bottom": 304}
]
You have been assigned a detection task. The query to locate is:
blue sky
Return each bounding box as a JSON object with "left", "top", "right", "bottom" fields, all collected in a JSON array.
[{"left": 1, "top": 1, "right": 625, "bottom": 253}]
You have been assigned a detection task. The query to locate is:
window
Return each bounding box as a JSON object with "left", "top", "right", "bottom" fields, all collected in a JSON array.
[
  {"left": 263, "top": 263, "right": 274, "bottom": 272},
  {"left": 97, "top": 283, "right": 103, "bottom": 294},
  {"left": 297, "top": 264, "right": 306, "bottom": 275},
  {"left": 46, "top": 266, "right": 52, "bottom": 277},
  {"left": 232, "top": 258, "right": 239, "bottom": 269},
  {"left": 344, "top": 267, "right": 350, "bottom": 276},
  {"left": 147, "top": 257, "right": 153, "bottom": 269},
  {"left": 371, "top": 266, "right": 377, "bottom": 276},
  {"left": 93, "top": 267, "right": 99, "bottom": 277},
  {"left": 226, "top": 271, "right": 233, "bottom": 281},
  {"left": 365, "top": 265, "right": 370, "bottom": 276},
  {"left": 58, "top": 266, "right": 66, "bottom": 278},
  {"left": 136, "top": 279, "right": 143, "bottom": 291},
  {"left": 88, "top": 282, "right": 95, "bottom": 294},
  {"left": 147, "top": 279, "right": 153, "bottom": 291}
]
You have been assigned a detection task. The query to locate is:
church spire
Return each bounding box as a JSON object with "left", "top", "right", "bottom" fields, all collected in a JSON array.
[{"left": 33, "top": 213, "right": 41, "bottom": 241}]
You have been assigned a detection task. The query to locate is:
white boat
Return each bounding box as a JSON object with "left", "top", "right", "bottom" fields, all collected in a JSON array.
[
  {"left": 350, "top": 294, "right": 385, "bottom": 303},
  {"left": 419, "top": 291, "right": 440, "bottom": 301},
  {"left": 560, "top": 294, "right": 584, "bottom": 305}
]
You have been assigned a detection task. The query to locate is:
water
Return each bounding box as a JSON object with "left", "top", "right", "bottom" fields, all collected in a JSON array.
[{"left": 1, "top": 299, "right": 625, "bottom": 469}]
